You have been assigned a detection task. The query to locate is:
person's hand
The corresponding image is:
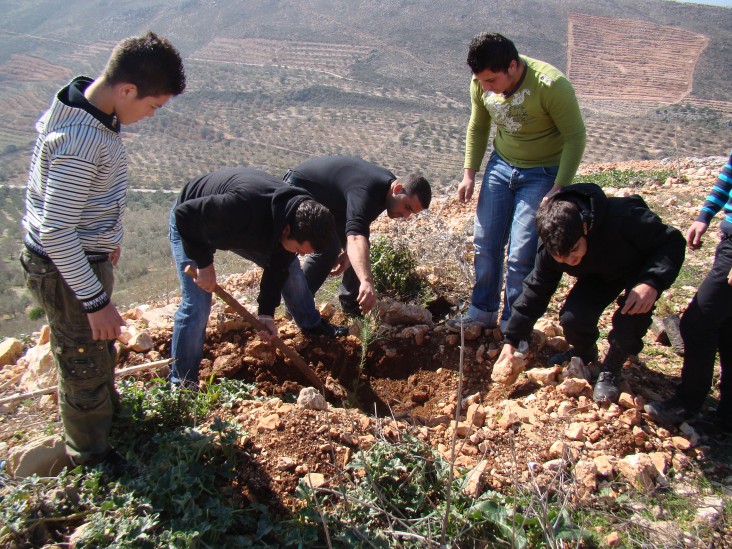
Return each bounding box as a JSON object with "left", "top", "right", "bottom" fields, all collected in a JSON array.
[
  {"left": 622, "top": 283, "right": 658, "bottom": 315},
  {"left": 357, "top": 279, "right": 377, "bottom": 314},
  {"left": 257, "top": 315, "right": 278, "bottom": 341},
  {"left": 195, "top": 264, "right": 217, "bottom": 293},
  {"left": 686, "top": 220, "right": 709, "bottom": 250},
  {"left": 109, "top": 246, "right": 121, "bottom": 266},
  {"left": 457, "top": 174, "right": 475, "bottom": 202},
  {"left": 728, "top": 266, "right": 732, "bottom": 286},
  {"left": 330, "top": 252, "right": 350, "bottom": 276},
  {"left": 497, "top": 343, "right": 517, "bottom": 362},
  {"left": 88, "top": 303, "right": 126, "bottom": 340},
  {"left": 541, "top": 184, "right": 562, "bottom": 204}
]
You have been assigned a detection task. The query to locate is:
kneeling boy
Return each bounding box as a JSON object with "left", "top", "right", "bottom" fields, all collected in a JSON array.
[{"left": 498, "top": 183, "right": 685, "bottom": 403}]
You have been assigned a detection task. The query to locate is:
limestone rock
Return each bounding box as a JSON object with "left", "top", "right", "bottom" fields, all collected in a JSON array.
[
  {"left": 574, "top": 459, "right": 598, "bottom": 501},
  {"left": 466, "top": 403, "right": 487, "bottom": 427},
  {"left": 139, "top": 303, "right": 177, "bottom": 329},
  {"left": 257, "top": 413, "right": 282, "bottom": 432},
  {"left": 128, "top": 331, "right": 153, "bottom": 353},
  {"left": 546, "top": 337, "right": 569, "bottom": 355},
  {"left": 18, "top": 341, "right": 56, "bottom": 393},
  {"left": 671, "top": 435, "right": 692, "bottom": 451},
  {"left": 648, "top": 451, "right": 669, "bottom": 476},
  {"left": 617, "top": 453, "right": 658, "bottom": 492},
  {"left": 319, "top": 302, "right": 336, "bottom": 320},
  {"left": 491, "top": 353, "right": 527, "bottom": 385},
  {"left": 498, "top": 400, "right": 532, "bottom": 429},
  {"left": 562, "top": 356, "right": 591, "bottom": 381},
  {"left": 565, "top": 423, "right": 586, "bottom": 441},
  {"left": 7, "top": 435, "right": 72, "bottom": 478},
  {"left": 245, "top": 340, "right": 277, "bottom": 366},
  {"left": 463, "top": 459, "right": 489, "bottom": 497},
  {"left": 377, "top": 298, "right": 433, "bottom": 327},
  {"left": 556, "top": 377, "right": 592, "bottom": 398},
  {"left": 303, "top": 472, "right": 327, "bottom": 488},
  {"left": 593, "top": 455, "right": 615, "bottom": 478},
  {"left": 525, "top": 366, "right": 560, "bottom": 386},
  {"left": 534, "top": 318, "right": 562, "bottom": 337},
  {"left": 398, "top": 325, "right": 430, "bottom": 345},
  {"left": 0, "top": 338, "right": 24, "bottom": 367},
  {"left": 297, "top": 387, "right": 327, "bottom": 410}
]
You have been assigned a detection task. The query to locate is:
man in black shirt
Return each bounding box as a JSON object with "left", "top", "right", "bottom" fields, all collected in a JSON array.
[
  {"left": 284, "top": 156, "right": 431, "bottom": 316},
  {"left": 170, "top": 167, "right": 338, "bottom": 385}
]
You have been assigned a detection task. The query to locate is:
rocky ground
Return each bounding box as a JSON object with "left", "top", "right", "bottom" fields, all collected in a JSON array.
[{"left": 1, "top": 155, "right": 730, "bottom": 546}]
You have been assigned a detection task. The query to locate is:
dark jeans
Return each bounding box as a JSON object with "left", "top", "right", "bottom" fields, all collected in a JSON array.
[
  {"left": 559, "top": 275, "right": 654, "bottom": 361},
  {"left": 283, "top": 170, "right": 361, "bottom": 314},
  {"left": 300, "top": 232, "right": 361, "bottom": 316},
  {"left": 20, "top": 248, "right": 118, "bottom": 464},
  {"left": 676, "top": 236, "right": 732, "bottom": 416}
]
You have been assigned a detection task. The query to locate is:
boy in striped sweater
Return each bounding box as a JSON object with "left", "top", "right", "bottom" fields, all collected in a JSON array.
[
  {"left": 645, "top": 151, "right": 732, "bottom": 435},
  {"left": 20, "top": 32, "right": 186, "bottom": 470}
]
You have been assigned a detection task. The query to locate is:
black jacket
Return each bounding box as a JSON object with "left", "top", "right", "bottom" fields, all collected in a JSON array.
[
  {"left": 174, "top": 167, "right": 313, "bottom": 316},
  {"left": 504, "top": 183, "right": 685, "bottom": 345}
]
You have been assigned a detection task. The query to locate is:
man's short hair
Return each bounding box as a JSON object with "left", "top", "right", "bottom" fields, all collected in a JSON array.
[
  {"left": 535, "top": 198, "right": 585, "bottom": 257},
  {"left": 290, "top": 200, "right": 335, "bottom": 252},
  {"left": 467, "top": 33, "right": 520, "bottom": 75},
  {"left": 400, "top": 174, "right": 432, "bottom": 209},
  {"left": 104, "top": 31, "right": 186, "bottom": 98}
]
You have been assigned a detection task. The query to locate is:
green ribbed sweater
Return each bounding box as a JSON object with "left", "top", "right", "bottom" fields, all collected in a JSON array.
[{"left": 464, "top": 55, "right": 586, "bottom": 187}]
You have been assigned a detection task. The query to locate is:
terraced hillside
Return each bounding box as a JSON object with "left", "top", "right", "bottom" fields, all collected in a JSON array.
[{"left": 568, "top": 12, "right": 709, "bottom": 102}]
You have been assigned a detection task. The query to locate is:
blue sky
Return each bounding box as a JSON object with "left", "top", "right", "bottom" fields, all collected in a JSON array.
[{"left": 671, "top": 0, "right": 732, "bottom": 6}]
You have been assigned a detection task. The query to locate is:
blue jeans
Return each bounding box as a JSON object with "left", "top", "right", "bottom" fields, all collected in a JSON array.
[
  {"left": 468, "top": 151, "right": 558, "bottom": 329},
  {"left": 169, "top": 208, "right": 321, "bottom": 383}
]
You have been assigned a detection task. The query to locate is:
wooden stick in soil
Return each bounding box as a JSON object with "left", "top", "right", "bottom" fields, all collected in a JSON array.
[
  {"left": 0, "top": 358, "right": 173, "bottom": 406},
  {"left": 183, "top": 265, "right": 327, "bottom": 392}
]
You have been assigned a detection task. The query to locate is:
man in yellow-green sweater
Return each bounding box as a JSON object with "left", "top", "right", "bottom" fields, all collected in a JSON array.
[{"left": 448, "top": 32, "right": 586, "bottom": 335}]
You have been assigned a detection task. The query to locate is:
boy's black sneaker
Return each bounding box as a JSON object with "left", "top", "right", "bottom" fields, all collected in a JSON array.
[
  {"left": 593, "top": 371, "right": 621, "bottom": 404},
  {"left": 644, "top": 396, "right": 698, "bottom": 427},
  {"left": 303, "top": 318, "right": 348, "bottom": 338},
  {"left": 547, "top": 345, "right": 598, "bottom": 367}
]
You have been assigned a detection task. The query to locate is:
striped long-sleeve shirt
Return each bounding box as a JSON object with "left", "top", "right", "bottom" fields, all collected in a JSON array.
[
  {"left": 22, "top": 77, "right": 127, "bottom": 312},
  {"left": 697, "top": 150, "right": 732, "bottom": 236}
]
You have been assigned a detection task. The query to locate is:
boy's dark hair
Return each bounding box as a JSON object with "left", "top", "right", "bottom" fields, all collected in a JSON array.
[
  {"left": 290, "top": 200, "right": 335, "bottom": 252},
  {"left": 104, "top": 31, "right": 186, "bottom": 98},
  {"left": 535, "top": 198, "right": 585, "bottom": 257},
  {"left": 467, "top": 33, "right": 520, "bottom": 75},
  {"left": 400, "top": 174, "right": 432, "bottom": 209}
]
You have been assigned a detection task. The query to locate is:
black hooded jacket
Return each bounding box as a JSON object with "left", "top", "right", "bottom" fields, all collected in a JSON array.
[
  {"left": 503, "top": 183, "right": 685, "bottom": 346},
  {"left": 174, "top": 167, "right": 314, "bottom": 316}
]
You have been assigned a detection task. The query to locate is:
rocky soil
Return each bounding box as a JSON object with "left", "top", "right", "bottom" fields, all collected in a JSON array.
[{"left": 1, "top": 155, "right": 730, "bottom": 546}]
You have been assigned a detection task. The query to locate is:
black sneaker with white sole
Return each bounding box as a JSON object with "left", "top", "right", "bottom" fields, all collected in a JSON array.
[{"left": 303, "top": 318, "right": 348, "bottom": 338}]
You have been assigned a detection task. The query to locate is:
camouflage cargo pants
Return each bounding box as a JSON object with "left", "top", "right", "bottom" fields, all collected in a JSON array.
[{"left": 20, "top": 248, "right": 118, "bottom": 464}]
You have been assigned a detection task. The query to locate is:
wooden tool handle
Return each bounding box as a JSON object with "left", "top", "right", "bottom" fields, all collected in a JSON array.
[{"left": 183, "top": 265, "right": 324, "bottom": 390}]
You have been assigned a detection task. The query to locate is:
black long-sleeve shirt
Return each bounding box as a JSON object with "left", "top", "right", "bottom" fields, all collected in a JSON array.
[
  {"left": 287, "top": 156, "right": 395, "bottom": 242},
  {"left": 504, "top": 183, "right": 686, "bottom": 346},
  {"left": 174, "top": 167, "right": 313, "bottom": 316}
]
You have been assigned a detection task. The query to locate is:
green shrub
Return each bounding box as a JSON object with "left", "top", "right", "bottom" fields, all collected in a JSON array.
[
  {"left": 28, "top": 307, "right": 45, "bottom": 321},
  {"left": 369, "top": 236, "right": 422, "bottom": 299},
  {"left": 574, "top": 169, "right": 673, "bottom": 189}
]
